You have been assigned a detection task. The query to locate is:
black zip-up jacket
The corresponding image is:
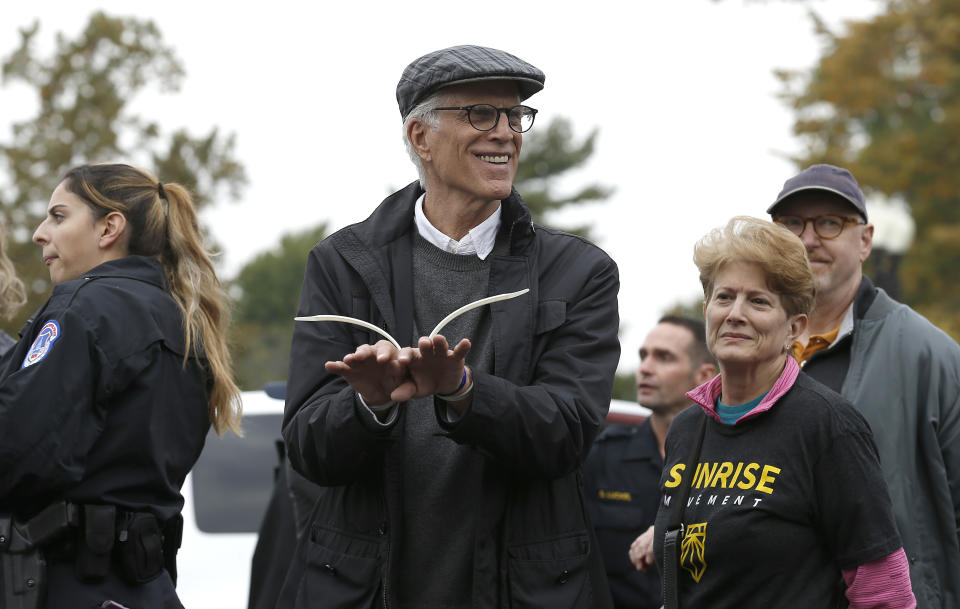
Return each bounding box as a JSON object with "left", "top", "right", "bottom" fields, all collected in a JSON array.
[
  {"left": 0, "top": 256, "right": 210, "bottom": 522},
  {"left": 281, "top": 182, "right": 620, "bottom": 608}
]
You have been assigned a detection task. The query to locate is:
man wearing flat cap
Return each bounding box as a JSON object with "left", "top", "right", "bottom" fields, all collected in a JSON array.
[
  {"left": 769, "top": 164, "right": 960, "bottom": 609},
  {"left": 280, "top": 45, "right": 619, "bottom": 608}
]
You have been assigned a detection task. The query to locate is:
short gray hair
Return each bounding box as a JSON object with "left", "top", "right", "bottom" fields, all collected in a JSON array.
[{"left": 402, "top": 91, "right": 447, "bottom": 189}]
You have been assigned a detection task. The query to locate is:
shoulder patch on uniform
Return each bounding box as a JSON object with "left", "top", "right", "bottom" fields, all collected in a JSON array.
[{"left": 22, "top": 320, "right": 61, "bottom": 368}]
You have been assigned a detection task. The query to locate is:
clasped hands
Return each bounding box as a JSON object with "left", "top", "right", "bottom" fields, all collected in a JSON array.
[{"left": 325, "top": 335, "right": 471, "bottom": 407}]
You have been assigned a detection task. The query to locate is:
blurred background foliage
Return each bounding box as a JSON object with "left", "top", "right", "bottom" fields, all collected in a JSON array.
[
  {"left": 0, "top": 12, "right": 246, "bottom": 334},
  {"left": 776, "top": 0, "right": 960, "bottom": 340},
  {"left": 4, "top": 0, "right": 959, "bottom": 398}
]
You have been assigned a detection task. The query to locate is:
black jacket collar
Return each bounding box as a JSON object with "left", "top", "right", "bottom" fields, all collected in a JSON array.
[
  {"left": 853, "top": 275, "right": 878, "bottom": 321},
  {"left": 76, "top": 255, "right": 167, "bottom": 290}
]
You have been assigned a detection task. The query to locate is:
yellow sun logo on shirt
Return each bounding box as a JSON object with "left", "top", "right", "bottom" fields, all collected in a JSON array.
[{"left": 680, "top": 522, "right": 708, "bottom": 583}]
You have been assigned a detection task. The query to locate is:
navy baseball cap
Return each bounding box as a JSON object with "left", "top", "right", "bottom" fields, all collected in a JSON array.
[
  {"left": 767, "top": 164, "right": 868, "bottom": 221},
  {"left": 396, "top": 45, "right": 545, "bottom": 120}
]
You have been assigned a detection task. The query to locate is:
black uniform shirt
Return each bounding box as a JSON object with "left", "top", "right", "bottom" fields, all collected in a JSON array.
[
  {"left": 0, "top": 256, "right": 210, "bottom": 521},
  {"left": 584, "top": 419, "right": 664, "bottom": 609}
]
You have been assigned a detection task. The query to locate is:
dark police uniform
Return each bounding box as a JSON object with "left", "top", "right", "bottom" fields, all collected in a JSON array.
[
  {"left": 0, "top": 256, "right": 210, "bottom": 609},
  {"left": 584, "top": 420, "right": 664, "bottom": 609}
]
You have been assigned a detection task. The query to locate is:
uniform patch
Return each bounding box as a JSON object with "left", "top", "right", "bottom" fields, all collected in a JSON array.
[{"left": 22, "top": 320, "right": 61, "bottom": 368}]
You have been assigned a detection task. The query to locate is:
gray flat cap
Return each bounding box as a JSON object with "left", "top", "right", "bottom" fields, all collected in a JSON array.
[
  {"left": 397, "top": 45, "right": 545, "bottom": 120},
  {"left": 768, "top": 164, "right": 868, "bottom": 221}
]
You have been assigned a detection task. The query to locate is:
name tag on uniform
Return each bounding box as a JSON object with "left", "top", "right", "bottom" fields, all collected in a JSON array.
[{"left": 598, "top": 490, "right": 632, "bottom": 502}]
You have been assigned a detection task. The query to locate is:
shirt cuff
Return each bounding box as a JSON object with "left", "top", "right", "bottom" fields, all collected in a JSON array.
[{"left": 356, "top": 393, "right": 398, "bottom": 425}]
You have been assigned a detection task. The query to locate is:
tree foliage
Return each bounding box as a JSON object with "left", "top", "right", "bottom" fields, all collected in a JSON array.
[
  {"left": 0, "top": 12, "right": 246, "bottom": 334},
  {"left": 776, "top": 0, "right": 960, "bottom": 338},
  {"left": 612, "top": 371, "right": 637, "bottom": 402},
  {"left": 233, "top": 224, "right": 328, "bottom": 326},
  {"left": 514, "top": 117, "right": 613, "bottom": 237},
  {"left": 662, "top": 297, "right": 706, "bottom": 322},
  {"left": 230, "top": 224, "right": 327, "bottom": 389}
]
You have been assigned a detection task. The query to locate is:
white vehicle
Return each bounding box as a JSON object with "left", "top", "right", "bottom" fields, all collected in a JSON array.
[
  {"left": 173, "top": 391, "right": 648, "bottom": 608},
  {"left": 607, "top": 398, "right": 651, "bottom": 425},
  {"left": 176, "top": 388, "right": 285, "bottom": 609}
]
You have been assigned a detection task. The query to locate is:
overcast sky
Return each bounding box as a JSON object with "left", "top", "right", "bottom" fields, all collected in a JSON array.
[{"left": 2, "top": 0, "right": 881, "bottom": 372}]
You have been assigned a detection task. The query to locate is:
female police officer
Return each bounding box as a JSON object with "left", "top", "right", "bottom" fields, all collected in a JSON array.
[{"left": 0, "top": 163, "right": 241, "bottom": 609}]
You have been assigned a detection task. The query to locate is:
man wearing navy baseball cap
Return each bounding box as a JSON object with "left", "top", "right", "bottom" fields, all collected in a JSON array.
[
  {"left": 281, "top": 45, "right": 619, "bottom": 608},
  {"left": 769, "top": 164, "right": 960, "bottom": 609}
]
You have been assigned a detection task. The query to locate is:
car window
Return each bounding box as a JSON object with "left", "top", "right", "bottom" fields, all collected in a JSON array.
[{"left": 190, "top": 413, "right": 283, "bottom": 533}]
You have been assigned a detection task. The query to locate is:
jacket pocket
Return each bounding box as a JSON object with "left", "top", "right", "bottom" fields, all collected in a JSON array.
[
  {"left": 293, "top": 525, "right": 385, "bottom": 609},
  {"left": 535, "top": 300, "right": 567, "bottom": 334},
  {"left": 508, "top": 531, "right": 593, "bottom": 609}
]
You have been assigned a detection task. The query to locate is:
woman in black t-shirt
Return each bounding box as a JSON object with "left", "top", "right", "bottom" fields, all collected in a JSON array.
[{"left": 630, "top": 216, "right": 914, "bottom": 609}]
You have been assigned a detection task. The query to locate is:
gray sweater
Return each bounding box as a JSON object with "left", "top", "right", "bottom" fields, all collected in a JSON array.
[{"left": 397, "top": 236, "right": 496, "bottom": 609}]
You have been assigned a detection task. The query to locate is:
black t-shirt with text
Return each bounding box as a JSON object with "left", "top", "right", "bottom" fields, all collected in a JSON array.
[{"left": 653, "top": 373, "right": 901, "bottom": 609}]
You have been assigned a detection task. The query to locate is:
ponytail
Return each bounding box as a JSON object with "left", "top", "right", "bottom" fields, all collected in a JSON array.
[
  {"left": 158, "top": 182, "right": 243, "bottom": 435},
  {"left": 62, "top": 164, "right": 242, "bottom": 435}
]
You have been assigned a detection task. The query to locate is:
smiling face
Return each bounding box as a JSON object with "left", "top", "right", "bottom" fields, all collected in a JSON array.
[
  {"left": 773, "top": 191, "right": 872, "bottom": 305},
  {"left": 33, "top": 181, "right": 110, "bottom": 284},
  {"left": 417, "top": 80, "right": 522, "bottom": 209},
  {"left": 636, "top": 322, "right": 701, "bottom": 413},
  {"left": 705, "top": 261, "right": 805, "bottom": 372}
]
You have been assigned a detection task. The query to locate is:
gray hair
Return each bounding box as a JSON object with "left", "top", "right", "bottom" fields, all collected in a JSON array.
[{"left": 402, "top": 91, "right": 447, "bottom": 189}]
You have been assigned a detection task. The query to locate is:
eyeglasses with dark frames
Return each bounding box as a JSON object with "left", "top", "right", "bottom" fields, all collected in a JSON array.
[
  {"left": 433, "top": 104, "right": 538, "bottom": 133},
  {"left": 773, "top": 214, "right": 865, "bottom": 240}
]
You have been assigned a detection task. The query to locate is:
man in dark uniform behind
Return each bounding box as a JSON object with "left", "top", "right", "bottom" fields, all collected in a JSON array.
[{"left": 585, "top": 316, "right": 715, "bottom": 608}]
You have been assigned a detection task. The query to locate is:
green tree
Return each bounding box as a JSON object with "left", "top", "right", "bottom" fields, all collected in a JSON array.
[
  {"left": 230, "top": 224, "right": 327, "bottom": 389},
  {"left": 0, "top": 12, "right": 246, "bottom": 334},
  {"left": 776, "top": 0, "right": 960, "bottom": 339},
  {"left": 662, "top": 297, "right": 705, "bottom": 322},
  {"left": 612, "top": 371, "right": 637, "bottom": 402},
  {"left": 515, "top": 117, "right": 613, "bottom": 237}
]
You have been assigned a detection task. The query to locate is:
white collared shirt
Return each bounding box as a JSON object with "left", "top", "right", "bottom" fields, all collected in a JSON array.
[{"left": 414, "top": 193, "right": 501, "bottom": 260}]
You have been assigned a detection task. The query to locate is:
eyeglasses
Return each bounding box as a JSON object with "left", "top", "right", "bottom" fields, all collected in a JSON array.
[
  {"left": 774, "top": 214, "right": 865, "bottom": 240},
  {"left": 433, "top": 104, "right": 538, "bottom": 133}
]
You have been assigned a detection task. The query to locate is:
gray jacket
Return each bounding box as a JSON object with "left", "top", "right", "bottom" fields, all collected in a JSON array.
[{"left": 841, "top": 287, "right": 960, "bottom": 609}]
